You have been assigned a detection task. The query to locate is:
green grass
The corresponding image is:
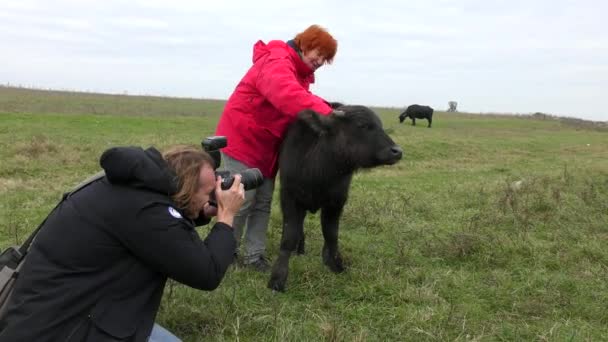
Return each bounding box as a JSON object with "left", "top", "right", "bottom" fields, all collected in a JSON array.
[{"left": 1, "top": 86, "right": 608, "bottom": 341}]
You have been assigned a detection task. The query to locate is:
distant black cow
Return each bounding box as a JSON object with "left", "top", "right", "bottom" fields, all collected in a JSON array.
[
  {"left": 268, "top": 105, "right": 403, "bottom": 292},
  {"left": 399, "top": 104, "right": 434, "bottom": 127}
]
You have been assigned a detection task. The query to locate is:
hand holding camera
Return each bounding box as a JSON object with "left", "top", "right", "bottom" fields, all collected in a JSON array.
[
  {"left": 213, "top": 174, "right": 245, "bottom": 227},
  {"left": 201, "top": 136, "right": 263, "bottom": 225},
  {"left": 201, "top": 136, "right": 264, "bottom": 191}
]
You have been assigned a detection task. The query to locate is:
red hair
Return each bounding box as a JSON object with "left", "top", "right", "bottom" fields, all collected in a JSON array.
[{"left": 294, "top": 25, "right": 337, "bottom": 64}]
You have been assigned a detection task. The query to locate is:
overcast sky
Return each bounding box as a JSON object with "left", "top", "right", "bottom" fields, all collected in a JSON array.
[{"left": 1, "top": 0, "right": 607, "bottom": 121}]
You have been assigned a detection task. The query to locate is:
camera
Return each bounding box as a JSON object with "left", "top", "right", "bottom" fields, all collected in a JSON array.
[{"left": 201, "top": 136, "right": 263, "bottom": 191}]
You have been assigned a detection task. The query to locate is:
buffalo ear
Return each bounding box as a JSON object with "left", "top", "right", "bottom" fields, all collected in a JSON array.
[
  {"left": 297, "top": 109, "right": 333, "bottom": 135},
  {"left": 327, "top": 101, "right": 345, "bottom": 109}
]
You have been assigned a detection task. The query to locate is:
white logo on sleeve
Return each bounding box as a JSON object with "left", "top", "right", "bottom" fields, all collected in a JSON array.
[{"left": 168, "top": 207, "right": 183, "bottom": 219}]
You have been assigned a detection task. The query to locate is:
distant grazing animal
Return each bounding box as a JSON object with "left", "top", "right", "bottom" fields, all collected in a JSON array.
[
  {"left": 399, "top": 104, "right": 434, "bottom": 128},
  {"left": 268, "top": 105, "right": 403, "bottom": 292}
]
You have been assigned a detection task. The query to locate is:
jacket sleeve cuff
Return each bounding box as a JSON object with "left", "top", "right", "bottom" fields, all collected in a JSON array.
[
  {"left": 213, "top": 221, "right": 234, "bottom": 232},
  {"left": 193, "top": 216, "right": 212, "bottom": 226}
]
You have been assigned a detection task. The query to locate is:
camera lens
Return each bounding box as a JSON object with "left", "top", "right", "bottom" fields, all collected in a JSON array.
[{"left": 219, "top": 168, "right": 263, "bottom": 191}]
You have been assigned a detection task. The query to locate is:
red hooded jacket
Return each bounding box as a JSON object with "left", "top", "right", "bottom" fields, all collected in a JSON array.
[{"left": 215, "top": 40, "right": 333, "bottom": 178}]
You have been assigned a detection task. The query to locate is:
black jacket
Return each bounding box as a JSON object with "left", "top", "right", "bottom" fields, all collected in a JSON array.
[{"left": 0, "top": 147, "right": 236, "bottom": 341}]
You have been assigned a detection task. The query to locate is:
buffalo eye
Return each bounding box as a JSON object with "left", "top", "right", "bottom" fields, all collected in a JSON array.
[{"left": 357, "top": 123, "right": 374, "bottom": 130}]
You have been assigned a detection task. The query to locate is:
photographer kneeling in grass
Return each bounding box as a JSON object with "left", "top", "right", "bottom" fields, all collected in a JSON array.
[{"left": 0, "top": 145, "right": 245, "bottom": 342}]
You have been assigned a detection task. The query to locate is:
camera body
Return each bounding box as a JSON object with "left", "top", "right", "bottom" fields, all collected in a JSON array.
[{"left": 201, "top": 136, "right": 263, "bottom": 191}]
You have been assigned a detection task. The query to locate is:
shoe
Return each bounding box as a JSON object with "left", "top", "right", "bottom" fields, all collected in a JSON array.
[{"left": 244, "top": 255, "right": 271, "bottom": 273}]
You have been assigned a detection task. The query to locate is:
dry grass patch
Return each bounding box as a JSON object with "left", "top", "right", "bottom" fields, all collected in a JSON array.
[
  {"left": 0, "top": 178, "right": 27, "bottom": 193},
  {"left": 12, "top": 134, "right": 58, "bottom": 159}
]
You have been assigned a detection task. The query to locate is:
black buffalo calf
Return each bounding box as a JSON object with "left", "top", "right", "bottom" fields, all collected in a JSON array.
[
  {"left": 268, "top": 105, "right": 403, "bottom": 292},
  {"left": 399, "top": 104, "right": 434, "bottom": 127}
]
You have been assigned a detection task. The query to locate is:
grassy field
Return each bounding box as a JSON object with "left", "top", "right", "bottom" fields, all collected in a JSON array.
[{"left": 1, "top": 86, "right": 607, "bottom": 341}]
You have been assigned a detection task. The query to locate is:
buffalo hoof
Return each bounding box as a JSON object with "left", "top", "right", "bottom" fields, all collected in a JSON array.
[
  {"left": 296, "top": 241, "right": 305, "bottom": 255},
  {"left": 268, "top": 266, "right": 288, "bottom": 292},
  {"left": 327, "top": 256, "right": 345, "bottom": 273},
  {"left": 322, "top": 248, "right": 345, "bottom": 273},
  {"left": 268, "top": 275, "right": 286, "bottom": 292}
]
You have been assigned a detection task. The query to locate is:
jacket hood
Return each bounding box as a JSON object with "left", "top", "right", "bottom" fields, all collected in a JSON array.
[
  {"left": 100, "top": 146, "right": 178, "bottom": 195},
  {"left": 252, "top": 39, "right": 314, "bottom": 80}
]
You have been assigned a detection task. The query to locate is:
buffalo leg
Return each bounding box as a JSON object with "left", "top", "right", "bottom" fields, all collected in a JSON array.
[
  {"left": 268, "top": 196, "right": 306, "bottom": 292},
  {"left": 296, "top": 232, "right": 305, "bottom": 255},
  {"left": 411, "top": 117, "right": 416, "bottom": 126},
  {"left": 428, "top": 117, "right": 432, "bottom": 128},
  {"left": 321, "top": 205, "right": 345, "bottom": 273}
]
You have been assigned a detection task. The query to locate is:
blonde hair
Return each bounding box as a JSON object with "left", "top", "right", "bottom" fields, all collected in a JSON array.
[{"left": 162, "top": 145, "right": 215, "bottom": 216}]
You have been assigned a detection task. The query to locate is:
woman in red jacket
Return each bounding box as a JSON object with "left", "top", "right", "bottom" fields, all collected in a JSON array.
[{"left": 215, "top": 24, "right": 338, "bottom": 271}]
